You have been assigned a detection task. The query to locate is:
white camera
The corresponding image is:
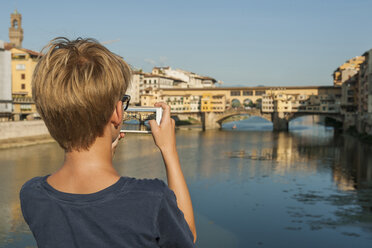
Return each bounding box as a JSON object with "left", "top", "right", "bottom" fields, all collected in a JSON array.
[{"left": 120, "top": 106, "right": 163, "bottom": 134}]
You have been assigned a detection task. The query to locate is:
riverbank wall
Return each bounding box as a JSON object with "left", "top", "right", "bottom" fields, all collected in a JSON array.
[{"left": 0, "top": 120, "right": 54, "bottom": 149}]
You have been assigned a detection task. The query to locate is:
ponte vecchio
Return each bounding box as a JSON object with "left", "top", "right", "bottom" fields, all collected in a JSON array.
[{"left": 140, "top": 86, "right": 343, "bottom": 131}]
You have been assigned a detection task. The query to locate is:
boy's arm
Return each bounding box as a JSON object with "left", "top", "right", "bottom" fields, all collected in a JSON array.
[{"left": 149, "top": 103, "right": 197, "bottom": 243}]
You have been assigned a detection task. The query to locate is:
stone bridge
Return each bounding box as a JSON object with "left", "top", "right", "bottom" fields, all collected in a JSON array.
[
  {"left": 130, "top": 107, "right": 345, "bottom": 131},
  {"left": 199, "top": 108, "right": 344, "bottom": 131}
]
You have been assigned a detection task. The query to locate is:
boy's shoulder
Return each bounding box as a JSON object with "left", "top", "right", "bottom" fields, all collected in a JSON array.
[
  {"left": 20, "top": 176, "right": 44, "bottom": 196},
  {"left": 124, "top": 177, "right": 170, "bottom": 197}
]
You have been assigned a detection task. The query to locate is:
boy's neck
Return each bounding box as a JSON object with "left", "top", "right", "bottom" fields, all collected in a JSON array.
[
  {"left": 64, "top": 134, "right": 114, "bottom": 172},
  {"left": 47, "top": 128, "right": 121, "bottom": 194}
]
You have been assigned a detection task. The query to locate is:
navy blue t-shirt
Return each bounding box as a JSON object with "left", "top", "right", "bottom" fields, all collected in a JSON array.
[{"left": 20, "top": 175, "right": 194, "bottom": 248}]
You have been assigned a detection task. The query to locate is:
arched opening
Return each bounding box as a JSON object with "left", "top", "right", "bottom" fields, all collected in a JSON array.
[
  {"left": 231, "top": 99, "right": 241, "bottom": 108},
  {"left": 289, "top": 115, "right": 341, "bottom": 134},
  {"left": 220, "top": 114, "right": 273, "bottom": 131},
  {"left": 13, "top": 19, "right": 18, "bottom": 29},
  {"left": 243, "top": 98, "right": 254, "bottom": 109}
]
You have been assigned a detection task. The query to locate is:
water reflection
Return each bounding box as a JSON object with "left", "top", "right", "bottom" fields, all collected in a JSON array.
[{"left": 0, "top": 117, "right": 372, "bottom": 247}]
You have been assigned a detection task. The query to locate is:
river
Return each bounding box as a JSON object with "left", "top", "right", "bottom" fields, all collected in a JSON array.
[{"left": 0, "top": 116, "right": 371, "bottom": 247}]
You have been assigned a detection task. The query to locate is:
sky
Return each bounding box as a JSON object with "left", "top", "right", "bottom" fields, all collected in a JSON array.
[{"left": 1, "top": 0, "right": 372, "bottom": 87}]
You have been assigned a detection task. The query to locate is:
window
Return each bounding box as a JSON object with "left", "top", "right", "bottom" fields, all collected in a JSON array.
[
  {"left": 21, "top": 84, "right": 25, "bottom": 89},
  {"left": 13, "top": 20, "right": 18, "bottom": 29},
  {"left": 20, "top": 104, "right": 32, "bottom": 111},
  {"left": 243, "top": 90, "right": 253, "bottom": 96},
  {"left": 16, "top": 64, "right": 26, "bottom": 70},
  {"left": 21, "top": 74, "right": 25, "bottom": 80},
  {"left": 255, "top": 90, "right": 265, "bottom": 96},
  {"left": 231, "top": 90, "right": 241, "bottom": 96}
]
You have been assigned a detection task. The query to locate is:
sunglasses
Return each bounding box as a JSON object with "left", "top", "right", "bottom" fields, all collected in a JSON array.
[{"left": 121, "top": 94, "right": 131, "bottom": 111}]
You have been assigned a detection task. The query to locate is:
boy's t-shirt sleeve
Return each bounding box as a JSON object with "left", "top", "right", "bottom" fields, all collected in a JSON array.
[{"left": 156, "top": 187, "right": 195, "bottom": 248}]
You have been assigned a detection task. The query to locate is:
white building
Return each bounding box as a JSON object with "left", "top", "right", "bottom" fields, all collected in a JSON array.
[
  {"left": 126, "top": 72, "right": 142, "bottom": 105},
  {"left": 0, "top": 40, "right": 12, "bottom": 120},
  {"left": 152, "top": 66, "right": 217, "bottom": 88},
  {"left": 189, "top": 95, "right": 201, "bottom": 112},
  {"left": 152, "top": 67, "right": 189, "bottom": 83},
  {"left": 143, "top": 73, "right": 174, "bottom": 89}
]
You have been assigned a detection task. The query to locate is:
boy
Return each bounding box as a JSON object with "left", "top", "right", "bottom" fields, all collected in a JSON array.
[{"left": 20, "top": 37, "right": 196, "bottom": 247}]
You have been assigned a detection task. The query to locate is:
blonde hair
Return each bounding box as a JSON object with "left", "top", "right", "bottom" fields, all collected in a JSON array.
[{"left": 32, "top": 37, "right": 131, "bottom": 151}]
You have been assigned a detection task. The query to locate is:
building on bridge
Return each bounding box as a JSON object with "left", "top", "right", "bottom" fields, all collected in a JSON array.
[
  {"left": 201, "top": 93, "right": 226, "bottom": 112},
  {"left": 261, "top": 90, "right": 341, "bottom": 114}
]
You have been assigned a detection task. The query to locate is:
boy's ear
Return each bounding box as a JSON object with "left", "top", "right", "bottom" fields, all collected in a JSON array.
[{"left": 110, "top": 101, "right": 123, "bottom": 127}]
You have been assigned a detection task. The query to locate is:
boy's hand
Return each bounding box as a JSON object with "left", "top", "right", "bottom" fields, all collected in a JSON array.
[
  {"left": 148, "top": 102, "right": 176, "bottom": 153},
  {"left": 111, "top": 132, "right": 125, "bottom": 157}
]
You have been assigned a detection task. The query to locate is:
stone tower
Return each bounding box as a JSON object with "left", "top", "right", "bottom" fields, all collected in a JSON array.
[{"left": 9, "top": 10, "right": 24, "bottom": 48}]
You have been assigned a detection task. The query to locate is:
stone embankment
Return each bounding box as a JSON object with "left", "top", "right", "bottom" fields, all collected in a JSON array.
[{"left": 0, "top": 120, "right": 54, "bottom": 149}]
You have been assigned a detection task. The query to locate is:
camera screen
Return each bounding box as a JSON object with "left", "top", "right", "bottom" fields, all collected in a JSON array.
[{"left": 121, "top": 110, "right": 157, "bottom": 133}]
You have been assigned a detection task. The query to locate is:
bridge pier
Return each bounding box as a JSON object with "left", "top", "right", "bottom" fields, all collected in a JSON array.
[
  {"left": 272, "top": 112, "right": 289, "bottom": 131},
  {"left": 202, "top": 112, "right": 221, "bottom": 130}
]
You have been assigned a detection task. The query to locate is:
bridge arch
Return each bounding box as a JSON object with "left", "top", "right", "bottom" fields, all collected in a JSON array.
[
  {"left": 216, "top": 109, "right": 272, "bottom": 125},
  {"left": 288, "top": 113, "right": 343, "bottom": 123}
]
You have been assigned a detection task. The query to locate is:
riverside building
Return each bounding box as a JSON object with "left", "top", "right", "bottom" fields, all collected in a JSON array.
[
  {"left": 356, "top": 49, "right": 372, "bottom": 134},
  {"left": 8, "top": 47, "right": 41, "bottom": 120},
  {"left": 331, "top": 49, "right": 372, "bottom": 134},
  {"left": 0, "top": 41, "right": 12, "bottom": 121},
  {"left": 151, "top": 66, "right": 218, "bottom": 88},
  {"left": 333, "top": 56, "right": 365, "bottom": 87},
  {"left": 131, "top": 66, "right": 217, "bottom": 107},
  {"left": 4, "top": 10, "right": 41, "bottom": 120}
]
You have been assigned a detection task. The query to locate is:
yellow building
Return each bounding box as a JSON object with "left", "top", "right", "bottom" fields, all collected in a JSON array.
[
  {"left": 201, "top": 93, "right": 212, "bottom": 112},
  {"left": 10, "top": 47, "right": 41, "bottom": 120},
  {"left": 201, "top": 93, "right": 226, "bottom": 112}
]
